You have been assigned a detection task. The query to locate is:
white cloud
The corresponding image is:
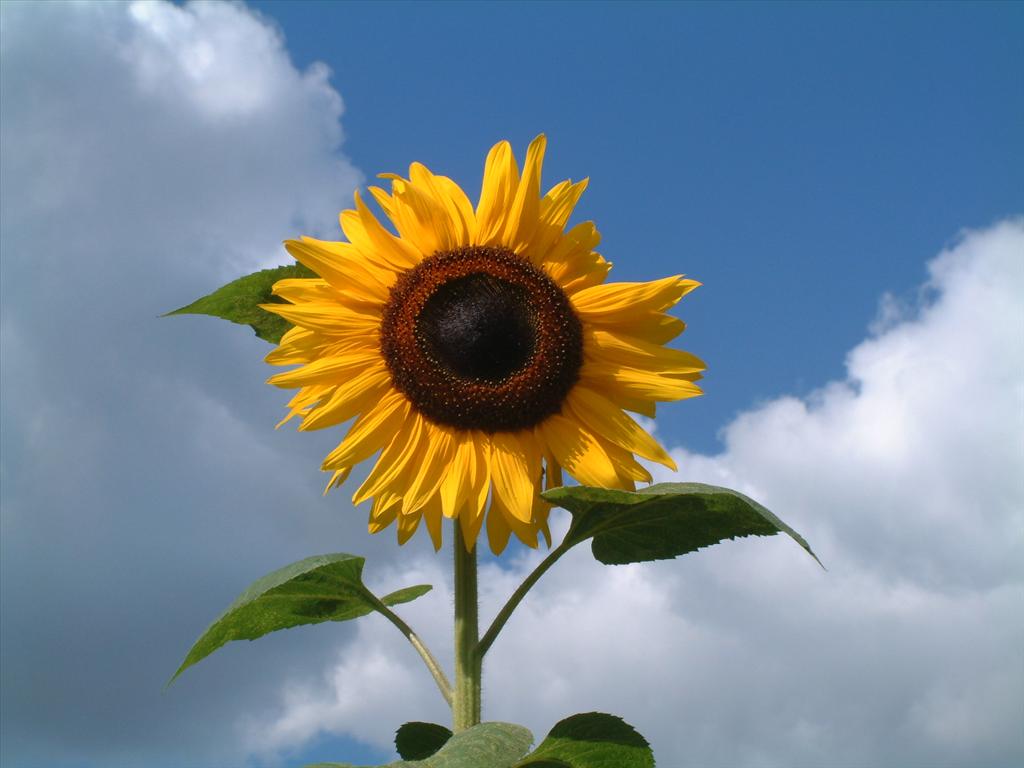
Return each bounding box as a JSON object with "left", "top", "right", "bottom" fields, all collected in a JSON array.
[
  {"left": 252, "top": 220, "right": 1024, "bottom": 767},
  {"left": 1, "top": 0, "right": 356, "bottom": 278},
  {"left": 0, "top": 2, "right": 380, "bottom": 766}
]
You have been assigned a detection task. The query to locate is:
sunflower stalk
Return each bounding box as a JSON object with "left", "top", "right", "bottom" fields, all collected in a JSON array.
[{"left": 452, "top": 522, "right": 482, "bottom": 732}]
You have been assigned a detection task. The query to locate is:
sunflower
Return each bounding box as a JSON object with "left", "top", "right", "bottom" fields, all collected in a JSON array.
[{"left": 263, "top": 136, "right": 704, "bottom": 554}]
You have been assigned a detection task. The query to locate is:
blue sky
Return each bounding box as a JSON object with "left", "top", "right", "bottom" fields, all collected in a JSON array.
[
  {"left": 251, "top": 0, "right": 1023, "bottom": 454},
  {"left": 1, "top": 2, "right": 1021, "bottom": 767}
]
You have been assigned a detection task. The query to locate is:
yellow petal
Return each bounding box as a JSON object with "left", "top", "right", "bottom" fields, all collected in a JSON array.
[
  {"left": 598, "top": 435, "right": 653, "bottom": 486},
  {"left": 485, "top": 499, "right": 513, "bottom": 555},
  {"left": 542, "top": 220, "right": 600, "bottom": 269},
  {"left": 432, "top": 173, "right": 478, "bottom": 244},
  {"left": 371, "top": 178, "right": 451, "bottom": 257},
  {"left": 496, "top": 467, "right": 555, "bottom": 550},
  {"left": 421, "top": 494, "right": 444, "bottom": 551},
  {"left": 532, "top": 492, "right": 553, "bottom": 548},
  {"left": 458, "top": 503, "right": 486, "bottom": 553},
  {"left": 353, "top": 411, "right": 425, "bottom": 505},
  {"left": 544, "top": 453, "right": 563, "bottom": 490},
  {"left": 275, "top": 384, "right": 330, "bottom": 428},
  {"left": 285, "top": 238, "right": 390, "bottom": 302},
  {"left": 503, "top": 495, "right": 541, "bottom": 548},
  {"left": 501, "top": 134, "right": 546, "bottom": 253},
  {"left": 340, "top": 191, "right": 421, "bottom": 270},
  {"left": 595, "top": 312, "right": 686, "bottom": 345},
  {"left": 584, "top": 329, "right": 706, "bottom": 375},
  {"left": 368, "top": 493, "right": 400, "bottom": 533},
  {"left": 540, "top": 221, "right": 611, "bottom": 294},
  {"left": 401, "top": 422, "right": 455, "bottom": 515},
  {"left": 409, "top": 162, "right": 475, "bottom": 246},
  {"left": 298, "top": 368, "right": 391, "bottom": 431},
  {"left": 475, "top": 140, "right": 519, "bottom": 246},
  {"left": 523, "top": 177, "right": 588, "bottom": 264},
  {"left": 573, "top": 276, "right": 700, "bottom": 317},
  {"left": 396, "top": 510, "right": 422, "bottom": 545},
  {"left": 259, "top": 302, "right": 379, "bottom": 336},
  {"left": 323, "top": 467, "right": 351, "bottom": 495},
  {"left": 321, "top": 391, "right": 408, "bottom": 470},
  {"left": 561, "top": 258, "right": 612, "bottom": 295},
  {"left": 537, "top": 414, "right": 619, "bottom": 488},
  {"left": 299, "top": 236, "right": 395, "bottom": 292},
  {"left": 581, "top": 363, "right": 704, "bottom": 402},
  {"left": 439, "top": 434, "right": 474, "bottom": 519},
  {"left": 271, "top": 278, "right": 337, "bottom": 304},
  {"left": 470, "top": 432, "right": 492, "bottom": 522},
  {"left": 265, "top": 328, "right": 323, "bottom": 365},
  {"left": 266, "top": 333, "right": 375, "bottom": 367},
  {"left": 277, "top": 324, "right": 314, "bottom": 346},
  {"left": 266, "top": 348, "right": 381, "bottom": 388},
  {"left": 611, "top": 394, "right": 657, "bottom": 418},
  {"left": 458, "top": 433, "right": 490, "bottom": 549},
  {"left": 489, "top": 431, "right": 539, "bottom": 524},
  {"left": 566, "top": 387, "right": 676, "bottom": 469}
]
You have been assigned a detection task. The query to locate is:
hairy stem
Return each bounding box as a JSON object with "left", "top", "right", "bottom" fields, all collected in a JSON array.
[{"left": 452, "top": 522, "right": 481, "bottom": 731}]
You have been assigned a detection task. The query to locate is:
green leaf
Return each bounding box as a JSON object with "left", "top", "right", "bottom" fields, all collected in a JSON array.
[
  {"left": 515, "top": 713, "right": 653, "bottom": 768},
  {"left": 164, "top": 262, "right": 315, "bottom": 343},
  {"left": 542, "top": 482, "right": 821, "bottom": 567},
  {"left": 396, "top": 722, "right": 454, "bottom": 760},
  {"left": 305, "top": 722, "right": 533, "bottom": 768},
  {"left": 170, "top": 553, "right": 431, "bottom": 684}
]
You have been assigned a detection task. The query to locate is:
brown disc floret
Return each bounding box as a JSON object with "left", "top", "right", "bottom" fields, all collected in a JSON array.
[{"left": 380, "top": 246, "right": 583, "bottom": 432}]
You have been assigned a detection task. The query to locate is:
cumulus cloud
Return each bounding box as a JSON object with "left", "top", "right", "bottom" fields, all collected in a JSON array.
[
  {"left": 251, "top": 220, "right": 1024, "bottom": 767},
  {"left": 0, "top": 2, "right": 398, "bottom": 766}
]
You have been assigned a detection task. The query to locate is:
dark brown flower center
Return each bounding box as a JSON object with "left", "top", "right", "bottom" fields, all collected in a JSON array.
[{"left": 380, "top": 246, "right": 582, "bottom": 432}]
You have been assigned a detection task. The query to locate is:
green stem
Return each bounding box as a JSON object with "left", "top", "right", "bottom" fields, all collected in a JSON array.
[
  {"left": 452, "top": 521, "right": 481, "bottom": 732},
  {"left": 363, "top": 591, "right": 453, "bottom": 708},
  {"left": 478, "top": 538, "right": 572, "bottom": 660}
]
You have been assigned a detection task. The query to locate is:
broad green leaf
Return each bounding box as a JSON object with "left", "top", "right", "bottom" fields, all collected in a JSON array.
[
  {"left": 170, "top": 553, "right": 431, "bottom": 684},
  {"left": 165, "top": 262, "right": 314, "bottom": 343},
  {"left": 542, "top": 482, "right": 821, "bottom": 567},
  {"left": 516, "top": 713, "right": 653, "bottom": 768},
  {"left": 396, "top": 722, "right": 453, "bottom": 760},
  {"left": 306, "top": 722, "right": 533, "bottom": 768}
]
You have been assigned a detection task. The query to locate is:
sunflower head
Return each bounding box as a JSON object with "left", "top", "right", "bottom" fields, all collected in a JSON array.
[{"left": 262, "top": 136, "right": 704, "bottom": 554}]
